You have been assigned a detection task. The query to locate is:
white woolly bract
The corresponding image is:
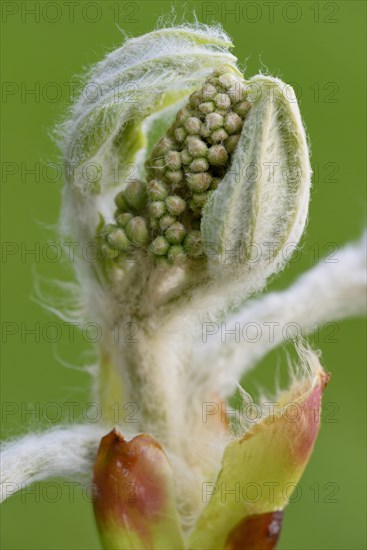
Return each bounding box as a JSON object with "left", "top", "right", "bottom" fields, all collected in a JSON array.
[{"left": 0, "top": 424, "right": 107, "bottom": 503}]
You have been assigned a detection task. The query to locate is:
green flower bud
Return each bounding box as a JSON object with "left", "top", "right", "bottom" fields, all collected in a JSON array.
[
  {"left": 189, "top": 90, "right": 202, "bottom": 108},
  {"left": 180, "top": 148, "right": 193, "bottom": 165},
  {"left": 218, "top": 72, "right": 239, "bottom": 90},
  {"left": 165, "top": 222, "right": 186, "bottom": 244},
  {"left": 175, "top": 107, "right": 192, "bottom": 125},
  {"left": 167, "top": 244, "right": 186, "bottom": 265},
  {"left": 214, "top": 93, "right": 231, "bottom": 110},
  {"left": 124, "top": 179, "right": 147, "bottom": 210},
  {"left": 207, "top": 145, "right": 228, "bottom": 166},
  {"left": 234, "top": 100, "right": 251, "bottom": 118},
  {"left": 125, "top": 216, "right": 149, "bottom": 246},
  {"left": 150, "top": 236, "right": 170, "bottom": 256},
  {"left": 213, "top": 66, "right": 231, "bottom": 77},
  {"left": 159, "top": 215, "right": 176, "bottom": 230},
  {"left": 165, "top": 195, "right": 186, "bottom": 216},
  {"left": 147, "top": 179, "right": 169, "bottom": 201},
  {"left": 199, "top": 123, "right": 211, "bottom": 139},
  {"left": 224, "top": 112, "right": 243, "bottom": 134},
  {"left": 149, "top": 201, "right": 166, "bottom": 219},
  {"left": 150, "top": 218, "right": 159, "bottom": 231},
  {"left": 224, "top": 134, "right": 240, "bottom": 153},
  {"left": 210, "top": 128, "right": 229, "bottom": 143},
  {"left": 101, "top": 243, "right": 120, "bottom": 259},
  {"left": 106, "top": 228, "right": 131, "bottom": 251},
  {"left": 102, "top": 223, "right": 118, "bottom": 236},
  {"left": 116, "top": 212, "right": 134, "bottom": 228},
  {"left": 215, "top": 108, "right": 230, "bottom": 118},
  {"left": 186, "top": 137, "right": 208, "bottom": 158},
  {"left": 227, "top": 83, "right": 246, "bottom": 103},
  {"left": 183, "top": 230, "right": 203, "bottom": 257},
  {"left": 189, "top": 158, "right": 209, "bottom": 173},
  {"left": 174, "top": 127, "right": 187, "bottom": 143},
  {"left": 198, "top": 102, "right": 215, "bottom": 115},
  {"left": 150, "top": 158, "right": 166, "bottom": 177},
  {"left": 166, "top": 170, "right": 183, "bottom": 185},
  {"left": 192, "top": 192, "right": 209, "bottom": 207},
  {"left": 189, "top": 200, "right": 202, "bottom": 215},
  {"left": 184, "top": 117, "right": 201, "bottom": 135},
  {"left": 152, "top": 136, "right": 176, "bottom": 157},
  {"left": 114, "top": 191, "right": 129, "bottom": 211},
  {"left": 187, "top": 172, "right": 212, "bottom": 192},
  {"left": 165, "top": 151, "right": 181, "bottom": 170},
  {"left": 206, "top": 112, "right": 224, "bottom": 131},
  {"left": 202, "top": 83, "right": 217, "bottom": 101},
  {"left": 208, "top": 77, "right": 222, "bottom": 88}
]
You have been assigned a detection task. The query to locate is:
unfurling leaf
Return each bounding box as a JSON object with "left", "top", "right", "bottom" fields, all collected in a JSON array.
[
  {"left": 189, "top": 349, "right": 329, "bottom": 550},
  {"left": 202, "top": 76, "right": 311, "bottom": 272}
]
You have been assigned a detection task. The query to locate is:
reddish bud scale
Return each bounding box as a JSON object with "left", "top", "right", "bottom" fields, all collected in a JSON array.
[
  {"left": 225, "top": 511, "right": 283, "bottom": 550},
  {"left": 93, "top": 429, "right": 184, "bottom": 550},
  {"left": 281, "top": 372, "right": 331, "bottom": 463}
]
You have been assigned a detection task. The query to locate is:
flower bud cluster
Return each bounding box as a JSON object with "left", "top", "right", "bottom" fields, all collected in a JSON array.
[
  {"left": 99, "top": 179, "right": 150, "bottom": 260},
  {"left": 99, "top": 67, "right": 251, "bottom": 266},
  {"left": 145, "top": 67, "right": 250, "bottom": 265}
]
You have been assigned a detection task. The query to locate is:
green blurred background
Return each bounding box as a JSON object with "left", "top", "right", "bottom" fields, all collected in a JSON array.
[{"left": 1, "top": 1, "right": 366, "bottom": 548}]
